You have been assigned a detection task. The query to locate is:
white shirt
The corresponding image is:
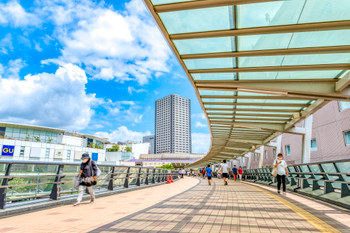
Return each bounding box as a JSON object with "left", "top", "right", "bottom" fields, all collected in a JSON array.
[
  {"left": 221, "top": 163, "right": 229, "bottom": 173},
  {"left": 274, "top": 159, "right": 287, "bottom": 175}
]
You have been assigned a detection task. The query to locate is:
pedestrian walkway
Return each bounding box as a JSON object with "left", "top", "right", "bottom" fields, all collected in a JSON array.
[{"left": 0, "top": 177, "right": 349, "bottom": 233}]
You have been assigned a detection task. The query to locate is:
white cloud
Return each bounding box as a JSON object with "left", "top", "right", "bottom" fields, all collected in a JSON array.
[
  {"left": 94, "top": 126, "right": 151, "bottom": 143},
  {"left": 43, "top": 0, "right": 172, "bottom": 85},
  {"left": 0, "top": 1, "right": 40, "bottom": 27},
  {"left": 192, "top": 133, "right": 210, "bottom": 154},
  {"left": 0, "top": 63, "right": 96, "bottom": 130},
  {"left": 128, "top": 86, "right": 147, "bottom": 95},
  {"left": 192, "top": 113, "right": 206, "bottom": 120},
  {"left": 0, "top": 34, "right": 13, "bottom": 54},
  {"left": 0, "top": 59, "right": 26, "bottom": 80},
  {"left": 195, "top": 122, "right": 206, "bottom": 128}
]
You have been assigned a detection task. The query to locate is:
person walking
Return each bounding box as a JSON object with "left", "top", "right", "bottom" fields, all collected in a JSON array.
[
  {"left": 273, "top": 153, "right": 288, "bottom": 195},
  {"left": 221, "top": 160, "right": 230, "bottom": 185},
  {"left": 205, "top": 165, "right": 213, "bottom": 186},
  {"left": 232, "top": 165, "right": 238, "bottom": 181},
  {"left": 238, "top": 166, "right": 243, "bottom": 181},
  {"left": 202, "top": 168, "right": 206, "bottom": 179},
  {"left": 74, "top": 152, "right": 99, "bottom": 206}
]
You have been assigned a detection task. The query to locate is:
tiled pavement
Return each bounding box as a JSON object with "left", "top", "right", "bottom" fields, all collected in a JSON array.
[{"left": 0, "top": 177, "right": 349, "bottom": 233}]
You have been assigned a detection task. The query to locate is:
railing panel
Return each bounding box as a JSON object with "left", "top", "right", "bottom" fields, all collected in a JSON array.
[
  {"left": 0, "top": 160, "right": 176, "bottom": 209},
  {"left": 7, "top": 164, "right": 58, "bottom": 202},
  {"left": 94, "top": 166, "right": 113, "bottom": 191}
]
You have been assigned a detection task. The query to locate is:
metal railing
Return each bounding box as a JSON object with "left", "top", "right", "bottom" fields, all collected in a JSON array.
[
  {"left": 244, "top": 159, "right": 350, "bottom": 207},
  {"left": 0, "top": 160, "right": 178, "bottom": 209}
]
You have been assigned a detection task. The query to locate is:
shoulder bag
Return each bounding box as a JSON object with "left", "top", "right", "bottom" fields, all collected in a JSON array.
[{"left": 271, "top": 160, "right": 278, "bottom": 177}]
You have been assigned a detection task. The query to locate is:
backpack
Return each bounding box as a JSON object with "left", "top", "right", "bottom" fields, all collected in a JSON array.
[{"left": 91, "top": 160, "right": 101, "bottom": 177}]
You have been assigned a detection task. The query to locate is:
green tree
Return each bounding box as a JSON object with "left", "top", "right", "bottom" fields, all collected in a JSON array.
[
  {"left": 125, "top": 146, "right": 132, "bottom": 152},
  {"left": 157, "top": 163, "right": 175, "bottom": 170}
]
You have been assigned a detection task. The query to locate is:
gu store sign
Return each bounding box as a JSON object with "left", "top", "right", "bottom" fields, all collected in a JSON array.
[{"left": 2, "top": 145, "right": 15, "bottom": 156}]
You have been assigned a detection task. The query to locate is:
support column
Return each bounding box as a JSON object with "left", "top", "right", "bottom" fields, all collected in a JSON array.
[
  {"left": 246, "top": 152, "right": 252, "bottom": 169},
  {"left": 258, "top": 146, "right": 265, "bottom": 168},
  {"left": 0, "top": 164, "right": 12, "bottom": 209},
  {"left": 276, "top": 135, "right": 282, "bottom": 155},
  {"left": 50, "top": 165, "right": 64, "bottom": 200},
  {"left": 302, "top": 115, "right": 313, "bottom": 163}
]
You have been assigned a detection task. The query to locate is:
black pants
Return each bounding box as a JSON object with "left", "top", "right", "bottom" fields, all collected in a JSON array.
[{"left": 277, "top": 175, "right": 286, "bottom": 192}]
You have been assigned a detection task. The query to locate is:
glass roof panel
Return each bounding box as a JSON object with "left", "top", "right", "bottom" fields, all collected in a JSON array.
[
  {"left": 236, "top": 99, "right": 310, "bottom": 104},
  {"left": 206, "top": 110, "right": 235, "bottom": 114},
  {"left": 151, "top": 0, "right": 194, "bottom": 5},
  {"left": 234, "top": 111, "right": 293, "bottom": 115},
  {"left": 239, "top": 56, "right": 284, "bottom": 67},
  {"left": 184, "top": 58, "right": 235, "bottom": 69},
  {"left": 299, "top": 0, "right": 350, "bottom": 24},
  {"left": 174, "top": 37, "right": 235, "bottom": 55},
  {"left": 239, "top": 53, "right": 350, "bottom": 68},
  {"left": 199, "top": 90, "right": 235, "bottom": 95},
  {"left": 282, "top": 53, "right": 350, "bottom": 66},
  {"left": 238, "top": 30, "right": 350, "bottom": 51},
  {"left": 205, "top": 105, "right": 233, "bottom": 109},
  {"left": 159, "top": 6, "right": 233, "bottom": 34},
  {"left": 238, "top": 70, "right": 343, "bottom": 80},
  {"left": 238, "top": 0, "right": 304, "bottom": 28},
  {"left": 203, "top": 99, "right": 234, "bottom": 103},
  {"left": 236, "top": 106, "right": 302, "bottom": 110},
  {"left": 238, "top": 0, "right": 350, "bottom": 29},
  {"left": 192, "top": 73, "right": 236, "bottom": 81}
]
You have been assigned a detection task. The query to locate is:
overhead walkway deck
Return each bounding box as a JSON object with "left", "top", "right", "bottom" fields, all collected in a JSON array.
[
  {"left": 1, "top": 177, "right": 349, "bottom": 233},
  {"left": 143, "top": 0, "right": 350, "bottom": 167}
]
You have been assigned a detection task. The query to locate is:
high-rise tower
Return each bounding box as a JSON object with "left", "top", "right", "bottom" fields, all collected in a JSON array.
[{"left": 155, "top": 94, "right": 191, "bottom": 154}]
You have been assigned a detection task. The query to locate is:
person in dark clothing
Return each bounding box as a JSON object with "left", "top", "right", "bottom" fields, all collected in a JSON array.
[
  {"left": 74, "top": 152, "right": 99, "bottom": 206},
  {"left": 232, "top": 165, "right": 238, "bottom": 181}
]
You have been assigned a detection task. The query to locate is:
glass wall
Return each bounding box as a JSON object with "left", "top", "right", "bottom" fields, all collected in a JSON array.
[{"left": 4, "top": 127, "right": 58, "bottom": 143}]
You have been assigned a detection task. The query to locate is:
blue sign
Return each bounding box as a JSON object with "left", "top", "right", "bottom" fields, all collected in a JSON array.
[
  {"left": 92, "top": 153, "right": 98, "bottom": 161},
  {"left": 2, "top": 145, "right": 15, "bottom": 156}
]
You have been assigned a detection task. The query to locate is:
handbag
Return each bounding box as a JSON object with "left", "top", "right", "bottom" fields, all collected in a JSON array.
[
  {"left": 74, "top": 174, "right": 81, "bottom": 188},
  {"left": 271, "top": 160, "right": 278, "bottom": 177}
]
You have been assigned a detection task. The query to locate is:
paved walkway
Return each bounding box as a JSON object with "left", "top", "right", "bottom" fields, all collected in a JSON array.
[{"left": 0, "top": 177, "right": 349, "bottom": 233}]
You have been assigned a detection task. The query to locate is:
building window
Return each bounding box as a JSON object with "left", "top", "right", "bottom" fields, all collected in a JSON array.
[
  {"left": 67, "top": 150, "right": 71, "bottom": 160},
  {"left": 311, "top": 139, "right": 317, "bottom": 151},
  {"left": 285, "top": 145, "right": 291, "bottom": 156},
  {"left": 338, "top": 101, "right": 350, "bottom": 111},
  {"left": 344, "top": 131, "right": 350, "bottom": 145},
  {"left": 45, "top": 148, "right": 50, "bottom": 158},
  {"left": 273, "top": 148, "right": 276, "bottom": 157},
  {"left": 265, "top": 151, "right": 268, "bottom": 159},
  {"left": 20, "top": 146, "right": 25, "bottom": 157}
]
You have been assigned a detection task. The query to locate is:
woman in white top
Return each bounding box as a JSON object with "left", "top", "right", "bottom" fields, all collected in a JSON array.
[
  {"left": 221, "top": 160, "right": 230, "bottom": 185},
  {"left": 273, "top": 153, "right": 288, "bottom": 195}
]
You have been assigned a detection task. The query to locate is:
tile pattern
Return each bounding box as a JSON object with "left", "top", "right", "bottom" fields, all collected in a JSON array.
[
  {"left": 91, "top": 178, "right": 350, "bottom": 233},
  {"left": 0, "top": 177, "right": 349, "bottom": 233}
]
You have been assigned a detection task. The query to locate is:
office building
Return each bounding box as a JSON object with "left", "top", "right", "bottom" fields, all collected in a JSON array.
[
  {"left": 155, "top": 94, "right": 191, "bottom": 154},
  {"left": 143, "top": 135, "right": 155, "bottom": 154},
  {"left": 0, "top": 122, "right": 108, "bottom": 162}
]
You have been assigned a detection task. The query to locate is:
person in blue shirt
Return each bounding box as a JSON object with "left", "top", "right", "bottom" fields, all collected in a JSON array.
[
  {"left": 232, "top": 165, "right": 238, "bottom": 181},
  {"left": 205, "top": 165, "right": 213, "bottom": 186}
]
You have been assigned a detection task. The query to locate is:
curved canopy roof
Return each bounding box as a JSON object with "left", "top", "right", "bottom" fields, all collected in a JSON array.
[{"left": 144, "top": 0, "right": 350, "bottom": 168}]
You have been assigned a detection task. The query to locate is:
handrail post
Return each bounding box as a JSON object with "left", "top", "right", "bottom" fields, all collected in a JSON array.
[
  {"left": 152, "top": 168, "right": 155, "bottom": 184},
  {"left": 124, "top": 167, "right": 130, "bottom": 188},
  {"left": 157, "top": 170, "right": 161, "bottom": 183},
  {"left": 50, "top": 164, "right": 64, "bottom": 200},
  {"left": 0, "top": 164, "right": 12, "bottom": 209},
  {"left": 136, "top": 168, "right": 141, "bottom": 186},
  {"left": 108, "top": 166, "right": 115, "bottom": 191},
  {"left": 145, "top": 168, "right": 149, "bottom": 185},
  {"left": 162, "top": 170, "right": 165, "bottom": 182}
]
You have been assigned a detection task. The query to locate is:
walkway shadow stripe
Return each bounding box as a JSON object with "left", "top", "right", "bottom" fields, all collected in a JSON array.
[{"left": 244, "top": 183, "right": 341, "bottom": 233}]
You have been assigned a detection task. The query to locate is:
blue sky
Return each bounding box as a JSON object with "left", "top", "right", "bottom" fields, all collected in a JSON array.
[{"left": 0, "top": 0, "right": 210, "bottom": 153}]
